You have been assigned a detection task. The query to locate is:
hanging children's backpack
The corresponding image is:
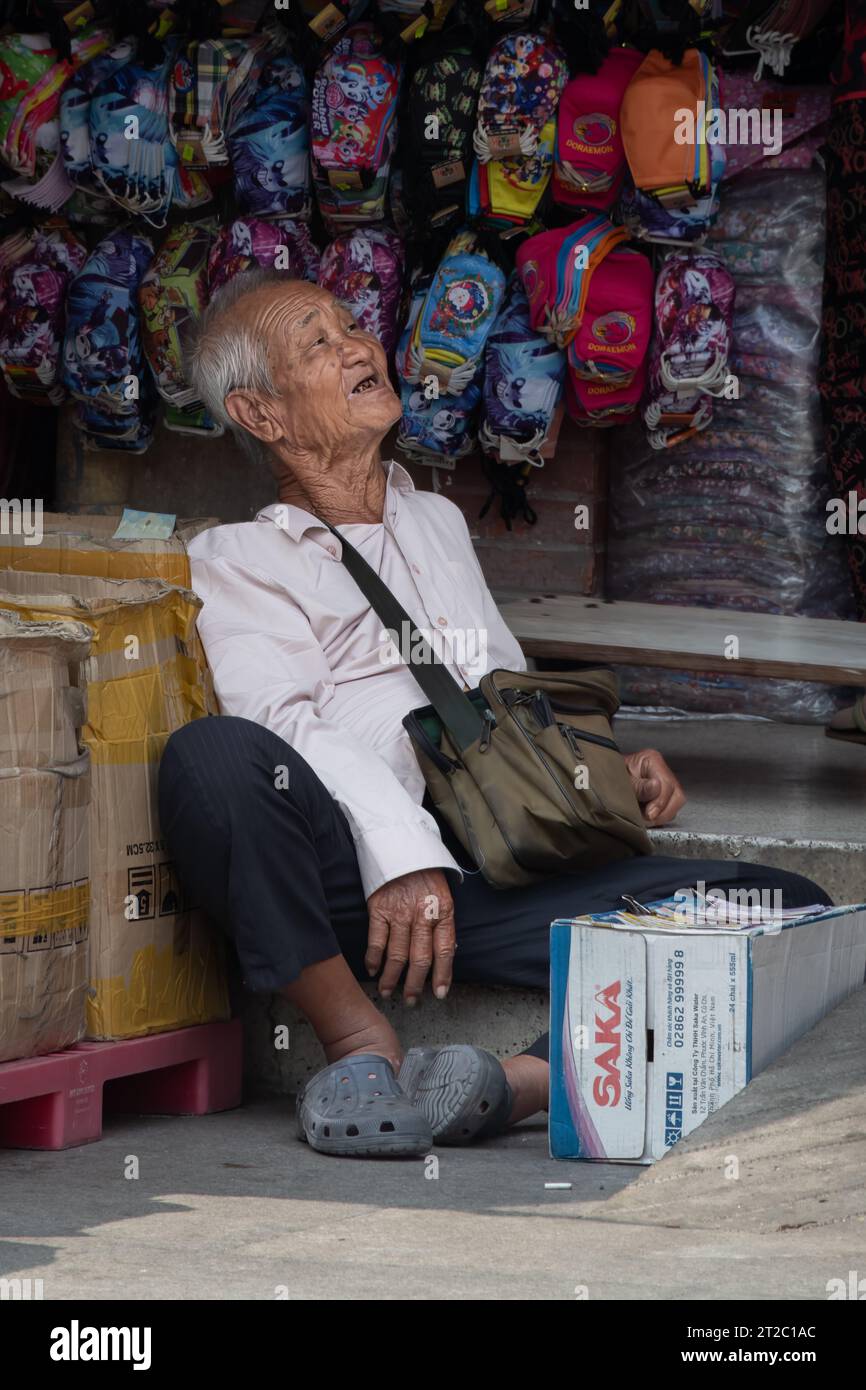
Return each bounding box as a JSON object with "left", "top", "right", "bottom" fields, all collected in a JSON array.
[
  {"left": 88, "top": 49, "right": 179, "bottom": 227},
  {"left": 473, "top": 31, "right": 568, "bottom": 165},
  {"left": 208, "top": 216, "right": 321, "bottom": 293},
  {"left": 62, "top": 228, "right": 156, "bottom": 451},
  {"left": 399, "top": 229, "right": 506, "bottom": 395},
  {"left": 479, "top": 271, "right": 565, "bottom": 467},
  {"left": 228, "top": 50, "right": 311, "bottom": 220},
  {"left": 0, "top": 221, "right": 87, "bottom": 406},
  {"left": 467, "top": 112, "right": 558, "bottom": 234},
  {"left": 567, "top": 246, "right": 653, "bottom": 390},
  {"left": 642, "top": 248, "right": 735, "bottom": 448},
  {"left": 516, "top": 212, "right": 628, "bottom": 348},
  {"left": 139, "top": 219, "right": 223, "bottom": 436},
  {"left": 620, "top": 47, "right": 725, "bottom": 244},
  {"left": 401, "top": 28, "right": 481, "bottom": 237},
  {"left": 310, "top": 23, "right": 401, "bottom": 231},
  {"left": 553, "top": 46, "right": 642, "bottom": 211},
  {"left": 396, "top": 274, "right": 483, "bottom": 466},
  {"left": 317, "top": 225, "right": 404, "bottom": 355}
]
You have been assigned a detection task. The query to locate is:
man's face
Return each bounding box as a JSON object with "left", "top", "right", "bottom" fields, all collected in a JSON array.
[{"left": 233, "top": 281, "right": 400, "bottom": 456}]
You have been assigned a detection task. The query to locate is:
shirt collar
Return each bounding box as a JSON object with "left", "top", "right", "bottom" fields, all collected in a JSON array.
[{"left": 256, "top": 460, "right": 415, "bottom": 543}]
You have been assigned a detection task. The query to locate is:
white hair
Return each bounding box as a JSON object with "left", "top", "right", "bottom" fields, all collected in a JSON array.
[{"left": 187, "top": 267, "right": 302, "bottom": 463}]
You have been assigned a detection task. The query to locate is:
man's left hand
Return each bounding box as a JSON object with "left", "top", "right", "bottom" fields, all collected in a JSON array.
[{"left": 624, "top": 748, "right": 686, "bottom": 826}]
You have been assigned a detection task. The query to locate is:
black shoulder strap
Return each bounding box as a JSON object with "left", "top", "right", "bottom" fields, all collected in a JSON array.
[{"left": 318, "top": 517, "right": 485, "bottom": 753}]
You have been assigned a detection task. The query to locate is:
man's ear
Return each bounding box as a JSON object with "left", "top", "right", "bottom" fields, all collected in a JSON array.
[{"left": 225, "top": 390, "right": 282, "bottom": 445}]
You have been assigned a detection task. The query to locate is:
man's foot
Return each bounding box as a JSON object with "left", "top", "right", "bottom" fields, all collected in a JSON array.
[
  {"left": 398, "top": 1045, "right": 512, "bottom": 1145},
  {"left": 501, "top": 1055, "right": 549, "bottom": 1126},
  {"left": 296, "top": 1053, "right": 432, "bottom": 1158}
]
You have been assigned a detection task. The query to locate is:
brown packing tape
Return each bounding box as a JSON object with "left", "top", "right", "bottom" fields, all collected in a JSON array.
[
  {"left": 0, "top": 513, "right": 218, "bottom": 587},
  {"left": 0, "top": 760, "right": 90, "bottom": 1062}
]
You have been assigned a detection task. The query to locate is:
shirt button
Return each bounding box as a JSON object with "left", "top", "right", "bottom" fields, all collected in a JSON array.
[
  {"left": 328, "top": 546, "right": 337, "bottom": 557},
  {"left": 412, "top": 564, "right": 421, "bottom": 575},
  {"left": 437, "top": 616, "right": 447, "bottom": 627}
]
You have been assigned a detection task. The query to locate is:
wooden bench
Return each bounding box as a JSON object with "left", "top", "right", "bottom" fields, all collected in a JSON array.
[{"left": 496, "top": 595, "right": 866, "bottom": 685}]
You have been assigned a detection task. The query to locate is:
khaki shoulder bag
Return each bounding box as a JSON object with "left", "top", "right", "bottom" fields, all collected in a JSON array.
[{"left": 321, "top": 519, "right": 652, "bottom": 889}]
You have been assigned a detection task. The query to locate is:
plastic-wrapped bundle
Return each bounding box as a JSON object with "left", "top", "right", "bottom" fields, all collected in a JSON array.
[{"left": 607, "top": 169, "right": 855, "bottom": 722}]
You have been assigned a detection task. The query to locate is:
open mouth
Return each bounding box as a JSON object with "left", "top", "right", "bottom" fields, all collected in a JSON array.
[{"left": 349, "top": 370, "right": 380, "bottom": 398}]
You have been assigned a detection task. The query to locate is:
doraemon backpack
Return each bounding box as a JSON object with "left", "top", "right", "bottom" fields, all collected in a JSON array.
[
  {"left": 400, "top": 230, "right": 506, "bottom": 395},
  {"left": 62, "top": 229, "right": 156, "bottom": 452},
  {"left": 553, "top": 46, "right": 643, "bottom": 211},
  {"left": 317, "top": 225, "right": 404, "bottom": 356},
  {"left": 139, "top": 220, "right": 223, "bottom": 436},
  {"left": 228, "top": 51, "right": 311, "bottom": 221},
  {"left": 479, "top": 272, "right": 565, "bottom": 467},
  {"left": 516, "top": 213, "right": 628, "bottom": 347}
]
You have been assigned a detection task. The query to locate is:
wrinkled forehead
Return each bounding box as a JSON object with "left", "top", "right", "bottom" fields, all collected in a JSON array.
[{"left": 244, "top": 281, "right": 346, "bottom": 352}]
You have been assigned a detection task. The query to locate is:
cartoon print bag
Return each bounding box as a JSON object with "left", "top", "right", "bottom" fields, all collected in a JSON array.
[
  {"left": 317, "top": 225, "right": 404, "bottom": 355},
  {"left": 479, "top": 271, "right": 565, "bottom": 465},
  {"left": 139, "top": 220, "right": 223, "bottom": 436},
  {"left": 229, "top": 51, "right": 310, "bottom": 220},
  {"left": 402, "top": 30, "right": 481, "bottom": 234},
  {"left": 0, "top": 222, "right": 87, "bottom": 406},
  {"left": 401, "top": 233, "right": 506, "bottom": 395},
  {"left": 62, "top": 229, "right": 156, "bottom": 451},
  {"left": 474, "top": 31, "right": 568, "bottom": 164},
  {"left": 208, "top": 216, "right": 321, "bottom": 293},
  {"left": 396, "top": 277, "right": 482, "bottom": 465}
]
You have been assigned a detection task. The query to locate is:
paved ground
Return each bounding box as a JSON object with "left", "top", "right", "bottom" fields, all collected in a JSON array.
[{"left": 2, "top": 988, "right": 864, "bottom": 1302}]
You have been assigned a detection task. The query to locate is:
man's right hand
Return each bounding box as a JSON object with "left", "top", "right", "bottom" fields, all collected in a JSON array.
[{"left": 365, "top": 868, "right": 455, "bottom": 1006}]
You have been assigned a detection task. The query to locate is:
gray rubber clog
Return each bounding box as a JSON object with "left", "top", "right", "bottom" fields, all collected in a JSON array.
[
  {"left": 296, "top": 1053, "right": 433, "bottom": 1158},
  {"left": 398, "top": 1045, "right": 513, "bottom": 1146}
]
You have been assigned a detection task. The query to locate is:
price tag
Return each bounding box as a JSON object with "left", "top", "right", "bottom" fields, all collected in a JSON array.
[
  {"left": 309, "top": 4, "right": 345, "bottom": 39},
  {"left": 431, "top": 159, "right": 465, "bottom": 189},
  {"left": 487, "top": 130, "right": 523, "bottom": 159},
  {"left": 327, "top": 168, "right": 363, "bottom": 189}
]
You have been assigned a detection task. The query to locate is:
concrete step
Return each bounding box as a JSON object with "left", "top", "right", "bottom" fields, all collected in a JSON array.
[{"left": 243, "top": 718, "right": 866, "bottom": 1094}]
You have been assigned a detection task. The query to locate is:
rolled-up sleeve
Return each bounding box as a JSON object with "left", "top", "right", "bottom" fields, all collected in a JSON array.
[{"left": 190, "top": 552, "right": 461, "bottom": 898}]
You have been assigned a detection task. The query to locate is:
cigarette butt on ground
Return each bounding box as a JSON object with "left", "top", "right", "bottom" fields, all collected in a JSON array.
[{"left": 544, "top": 1182, "right": 573, "bottom": 1190}]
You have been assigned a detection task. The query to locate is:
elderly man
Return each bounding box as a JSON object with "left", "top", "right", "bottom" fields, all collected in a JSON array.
[{"left": 159, "top": 270, "right": 829, "bottom": 1159}]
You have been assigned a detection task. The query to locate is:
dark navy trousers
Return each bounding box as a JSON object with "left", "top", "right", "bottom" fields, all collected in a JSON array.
[{"left": 158, "top": 715, "right": 831, "bottom": 1062}]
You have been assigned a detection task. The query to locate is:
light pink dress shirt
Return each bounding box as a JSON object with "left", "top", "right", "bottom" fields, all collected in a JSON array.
[{"left": 187, "top": 460, "right": 526, "bottom": 897}]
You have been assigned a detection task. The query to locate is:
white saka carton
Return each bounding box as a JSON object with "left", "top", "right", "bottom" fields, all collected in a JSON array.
[{"left": 549, "top": 899, "right": 866, "bottom": 1164}]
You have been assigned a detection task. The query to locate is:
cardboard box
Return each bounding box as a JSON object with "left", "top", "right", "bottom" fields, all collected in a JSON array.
[
  {"left": 550, "top": 900, "right": 866, "bottom": 1163},
  {"left": 0, "top": 575, "right": 229, "bottom": 1041},
  {"left": 0, "top": 611, "right": 91, "bottom": 1063},
  {"left": 0, "top": 512, "right": 217, "bottom": 588}
]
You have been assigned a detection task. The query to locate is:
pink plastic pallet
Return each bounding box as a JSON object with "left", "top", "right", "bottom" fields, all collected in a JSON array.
[{"left": 0, "top": 1019, "right": 243, "bottom": 1150}]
